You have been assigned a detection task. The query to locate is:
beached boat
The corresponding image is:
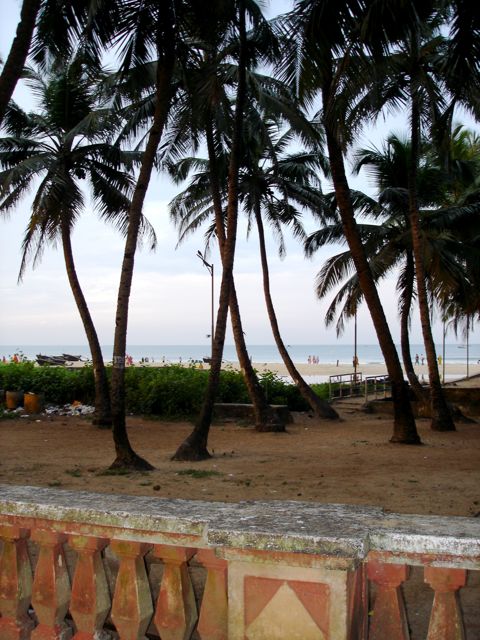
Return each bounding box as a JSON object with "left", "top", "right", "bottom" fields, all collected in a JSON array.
[
  {"left": 36, "top": 354, "right": 67, "bottom": 366},
  {"left": 62, "top": 353, "right": 83, "bottom": 362}
]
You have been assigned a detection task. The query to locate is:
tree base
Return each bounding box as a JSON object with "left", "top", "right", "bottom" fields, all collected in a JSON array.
[
  {"left": 389, "top": 434, "right": 423, "bottom": 445},
  {"left": 92, "top": 417, "right": 112, "bottom": 429},
  {"left": 255, "top": 421, "right": 286, "bottom": 432},
  {"left": 430, "top": 418, "right": 456, "bottom": 432},
  {"left": 109, "top": 453, "right": 155, "bottom": 471},
  {"left": 314, "top": 406, "right": 339, "bottom": 420},
  {"left": 172, "top": 442, "right": 212, "bottom": 461}
]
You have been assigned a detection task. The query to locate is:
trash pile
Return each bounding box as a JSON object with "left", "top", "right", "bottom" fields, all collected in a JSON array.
[{"left": 44, "top": 401, "right": 95, "bottom": 416}]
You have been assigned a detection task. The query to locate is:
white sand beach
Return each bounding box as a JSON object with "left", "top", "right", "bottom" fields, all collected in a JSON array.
[{"left": 130, "top": 357, "right": 480, "bottom": 383}]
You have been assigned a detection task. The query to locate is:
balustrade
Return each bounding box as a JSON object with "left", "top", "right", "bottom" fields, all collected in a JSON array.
[{"left": 0, "top": 485, "right": 478, "bottom": 639}]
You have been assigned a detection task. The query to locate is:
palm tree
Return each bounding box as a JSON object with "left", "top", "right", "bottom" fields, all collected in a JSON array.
[
  {"left": 0, "top": 0, "right": 41, "bottom": 123},
  {"left": 160, "top": 19, "right": 286, "bottom": 433},
  {"left": 172, "top": 0, "right": 255, "bottom": 461},
  {"left": 0, "top": 0, "right": 94, "bottom": 124},
  {"left": 307, "top": 134, "right": 477, "bottom": 405},
  {"left": 0, "top": 58, "right": 152, "bottom": 427},
  {"left": 278, "top": 0, "right": 421, "bottom": 444},
  {"left": 170, "top": 116, "right": 339, "bottom": 419}
]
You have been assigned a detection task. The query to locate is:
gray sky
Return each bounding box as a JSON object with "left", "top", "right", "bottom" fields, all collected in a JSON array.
[{"left": 0, "top": 0, "right": 473, "bottom": 348}]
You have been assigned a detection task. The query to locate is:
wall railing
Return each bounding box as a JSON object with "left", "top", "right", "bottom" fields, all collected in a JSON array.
[{"left": 0, "top": 484, "right": 479, "bottom": 639}]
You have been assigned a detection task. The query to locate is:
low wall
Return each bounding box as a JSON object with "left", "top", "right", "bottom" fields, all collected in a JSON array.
[
  {"left": 0, "top": 484, "right": 479, "bottom": 639},
  {"left": 368, "top": 387, "right": 480, "bottom": 418}
]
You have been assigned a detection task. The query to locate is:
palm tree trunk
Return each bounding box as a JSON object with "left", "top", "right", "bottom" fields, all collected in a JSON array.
[
  {"left": 205, "top": 120, "right": 281, "bottom": 431},
  {"left": 110, "top": 16, "right": 177, "bottom": 469},
  {"left": 173, "top": 1, "right": 248, "bottom": 460},
  {"left": 229, "top": 283, "right": 284, "bottom": 430},
  {"left": 0, "top": 0, "right": 41, "bottom": 123},
  {"left": 321, "top": 75, "right": 420, "bottom": 444},
  {"left": 408, "top": 87, "right": 455, "bottom": 431},
  {"left": 400, "top": 252, "right": 427, "bottom": 403},
  {"left": 254, "top": 203, "right": 338, "bottom": 419},
  {"left": 60, "top": 218, "right": 111, "bottom": 426}
]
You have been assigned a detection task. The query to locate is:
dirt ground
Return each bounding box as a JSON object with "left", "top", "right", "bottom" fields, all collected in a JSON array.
[{"left": 1, "top": 404, "right": 479, "bottom": 519}]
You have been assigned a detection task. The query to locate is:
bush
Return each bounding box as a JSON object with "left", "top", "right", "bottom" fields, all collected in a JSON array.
[
  {"left": 0, "top": 362, "right": 95, "bottom": 405},
  {"left": 0, "top": 362, "right": 331, "bottom": 417}
]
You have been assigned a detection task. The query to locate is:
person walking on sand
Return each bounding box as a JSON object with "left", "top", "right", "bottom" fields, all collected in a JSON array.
[{"left": 415, "top": 353, "right": 419, "bottom": 365}]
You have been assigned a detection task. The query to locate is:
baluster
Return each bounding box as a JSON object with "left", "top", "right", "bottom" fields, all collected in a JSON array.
[
  {"left": 110, "top": 540, "right": 153, "bottom": 640},
  {"left": 367, "top": 561, "right": 410, "bottom": 640},
  {"left": 0, "top": 525, "right": 34, "bottom": 640},
  {"left": 68, "top": 535, "right": 110, "bottom": 640},
  {"left": 153, "top": 546, "right": 197, "bottom": 640},
  {"left": 30, "top": 529, "right": 72, "bottom": 640},
  {"left": 195, "top": 549, "right": 227, "bottom": 640},
  {"left": 424, "top": 567, "right": 466, "bottom": 640}
]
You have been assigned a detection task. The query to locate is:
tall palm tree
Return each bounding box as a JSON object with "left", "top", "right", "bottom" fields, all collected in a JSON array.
[
  {"left": 158, "top": 17, "right": 286, "bottom": 433},
  {"left": 346, "top": 5, "right": 480, "bottom": 431},
  {"left": 86, "top": 0, "right": 271, "bottom": 465},
  {"left": 0, "top": 59, "right": 152, "bottom": 427},
  {"left": 170, "top": 117, "right": 339, "bottom": 419},
  {"left": 173, "top": 0, "right": 256, "bottom": 461},
  {"left": 307, "top": 134, "right": 477, "bottom": 405},
  {"left": 0, "top": 0, "right": 95, "bottom": 124},
  {"left": 278, "top": 0, "right": 422, "bottom": 444}
]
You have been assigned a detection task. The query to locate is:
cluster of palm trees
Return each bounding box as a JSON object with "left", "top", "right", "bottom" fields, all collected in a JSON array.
[{"left": 1, "top": 0, "right": 479, "bottom": 468}]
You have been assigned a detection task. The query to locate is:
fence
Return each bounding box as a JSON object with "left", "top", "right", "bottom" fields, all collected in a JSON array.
[
  {"left": 329, "top": 372, "right": 363, "bottom": 400},
  {"left": 364, "top": 375, "right": 391, "bottom": 402},
  {"left": 0, "top": 484, "right": 479, "bottom": 639}
]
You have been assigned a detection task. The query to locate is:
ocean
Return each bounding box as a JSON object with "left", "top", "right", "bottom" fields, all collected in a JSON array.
[{"left": 2, "top": 343, "right": 479, "bottom": 366}]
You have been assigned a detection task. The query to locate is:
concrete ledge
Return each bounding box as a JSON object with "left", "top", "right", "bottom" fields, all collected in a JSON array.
[{"left": 1, "top": 484, "right": 479, "bottom": 567}]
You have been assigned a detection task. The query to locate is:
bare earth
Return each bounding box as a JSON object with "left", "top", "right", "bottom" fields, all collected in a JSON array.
[{"left": 1, "top": 404, "right": 479, "bottom": 518}]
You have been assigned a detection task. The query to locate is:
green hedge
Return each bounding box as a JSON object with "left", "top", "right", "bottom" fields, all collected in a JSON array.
[{"left": 0, "top": 362, "right": 330, "bottom": 418}]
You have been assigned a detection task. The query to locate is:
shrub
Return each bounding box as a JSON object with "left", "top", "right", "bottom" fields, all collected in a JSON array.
[{"left": 0, "top": 362, "right": 331, "bottom": 417}]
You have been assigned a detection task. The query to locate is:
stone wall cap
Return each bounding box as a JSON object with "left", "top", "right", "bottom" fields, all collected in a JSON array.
[{"left": 0, "top": 485, "right": 479, "bottom": 562}]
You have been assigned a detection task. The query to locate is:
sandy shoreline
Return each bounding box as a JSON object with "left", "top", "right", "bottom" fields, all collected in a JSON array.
[{"left": 114, "top": 358, "right": 480, "bottom": 383}]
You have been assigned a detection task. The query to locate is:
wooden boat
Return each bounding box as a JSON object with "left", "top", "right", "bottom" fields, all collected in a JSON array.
[
  {"left": 62, "top": 354, "right": 83, "bottom": 362},
  {"left": 36, "top": 354, "right": 67, "bottom": 366}
]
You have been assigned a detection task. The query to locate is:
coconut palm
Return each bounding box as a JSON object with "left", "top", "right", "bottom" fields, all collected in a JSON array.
[
  {"left": 160, "top": 18, "right": 287, "bottom": 433},
  {"left": 0, "top": 0, "right": 95, "bottom": 124},
  {"left": 170, "top": 113, "right": 339, "bottom": 419},
  {"left": 346, "top": 4, "right": 480, "bottom": 430},
  {"left": 173, "top": 0, "right": 263, "bottom": 460},
  {"left": 307, "top": 134, "right": 478, "bottom": 405},
  {"left": 82, "top": 0, "right": 274, "bottom": 464},
  {"left": 277, "top": 0, "right": 422, "bottom": 444},
  {"left": 0, "top": 58, "right": 153, "bottom": 427}
]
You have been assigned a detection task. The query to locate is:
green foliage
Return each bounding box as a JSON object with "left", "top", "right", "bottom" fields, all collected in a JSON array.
[
  {"left": 0, "top": 363, "right": 95, "bottom": 405},
  {"left": 0, "top": 363, "right": 331, "bottom": 417},
  {"left": 258, "top": 370, "right": 310, "bottom": 410}
]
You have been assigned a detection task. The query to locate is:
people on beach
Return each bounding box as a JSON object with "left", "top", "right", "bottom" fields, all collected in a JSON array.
[{"left": 415, "top": 353, "right": 419, "bottom": 365}]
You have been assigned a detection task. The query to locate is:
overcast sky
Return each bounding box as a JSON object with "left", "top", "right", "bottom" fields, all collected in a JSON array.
[{"left": 0, "top": 0, "right": 475, "bottom": 349}]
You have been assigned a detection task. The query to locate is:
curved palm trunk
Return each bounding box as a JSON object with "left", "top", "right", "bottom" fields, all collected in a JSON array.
[
  {"left": 322, "top": 75, "right": 420, "bottom": 444},
  {"left": 229, "top": 283, "right": 284, "bottom": 430},
  {"left": 408, "top": 89, "right": 455, "bottom": 431},
  {"left": 400, "top": 252, "right": 427, "bottom": 403},
  {"left": 110, "top": 21, "right": 177, "bottom": 470},
  {"left": 0, "top": 0, "right": 41, "bottom": 123},
  {"left": 173, "top": 2, "right": 247, "bottom": 460},
  {"left": 254, "top": 204, "right": 338, "bottom": 419},
  {"left": 60, "top": 219, "right": 111, "bottom": 426},
  {"left": 205, "top": 120, "right": 281, "bottom": 431}
]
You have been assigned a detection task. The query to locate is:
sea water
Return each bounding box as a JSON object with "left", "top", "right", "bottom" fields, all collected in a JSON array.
[{"left": 2, "top": 343, "right": 478, "bottom": 366}]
